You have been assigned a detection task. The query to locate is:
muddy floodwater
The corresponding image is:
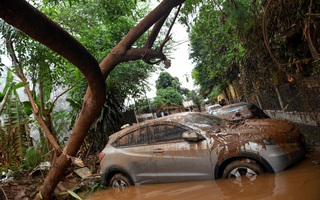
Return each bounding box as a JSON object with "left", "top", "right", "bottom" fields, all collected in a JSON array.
[{"left": 83, "top": 158, "right": 320, "bottom": 200}]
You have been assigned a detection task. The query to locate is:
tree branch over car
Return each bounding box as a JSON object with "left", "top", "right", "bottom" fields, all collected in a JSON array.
[{"left": 0, "top": 0, "right": 186, "bottom": 198}]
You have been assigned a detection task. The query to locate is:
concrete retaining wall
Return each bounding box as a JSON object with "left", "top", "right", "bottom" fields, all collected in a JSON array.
[{"left": 266, "top": 110, "right": 320, "bottom": 149}]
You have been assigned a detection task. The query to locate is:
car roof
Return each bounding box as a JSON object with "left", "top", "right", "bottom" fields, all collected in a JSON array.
[
  {"left": 208, "top": 104, "right": 222, "bottom": 109},
  {"left": 109, "top": 112, "right": 222, "bottom": 140},
  {"left": 212, "top": 102, "right": 269, "bottom": 120},
  {"left": 218, "top": 102, "right": 249, "bottom": 110}
]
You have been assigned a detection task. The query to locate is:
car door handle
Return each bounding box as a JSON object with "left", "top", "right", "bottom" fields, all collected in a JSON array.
[{"left": 153, "top": 148, "right": 164, "bottom": 153}]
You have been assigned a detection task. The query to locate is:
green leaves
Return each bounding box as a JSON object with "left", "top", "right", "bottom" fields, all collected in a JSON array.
[
  {"left": 153, "top": 72, "right": 184, "bottom": 108},
  {"left": 156, "top": 71, "right": 176, "bottom": 90},
  {"left": 0, "top": 19, "right": 24, "bottom": 42},
  {"left": 154, "top": 87, "right": 183, "bottom": 107},
  {"left": 156, "top": 71, "right": 183, "bottom": 92},
  {"left": 188, "top": 0, "right": 251, "bottom": 99},
  {"left": 187, "top": 0, "right": 320, "bottom": 101},
  {"left": 67, "top": 190, "right": 82, "bottom": 200},
  {"left": 0, "top": 78, "right": 30, "bottom": 168}
]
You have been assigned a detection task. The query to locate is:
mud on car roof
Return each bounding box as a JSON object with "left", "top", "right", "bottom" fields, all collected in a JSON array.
[{"left": 210, "top": 102, "right": 269, "bottom": 121}]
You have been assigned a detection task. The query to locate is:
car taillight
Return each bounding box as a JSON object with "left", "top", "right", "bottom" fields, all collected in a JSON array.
[{"left": 98, "top": 152, "right": 105, "bottom": 162}]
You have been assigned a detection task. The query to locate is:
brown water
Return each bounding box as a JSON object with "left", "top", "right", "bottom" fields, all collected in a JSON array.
[{"left": 83, "top": 158, "right": 320, "bottom": 200}]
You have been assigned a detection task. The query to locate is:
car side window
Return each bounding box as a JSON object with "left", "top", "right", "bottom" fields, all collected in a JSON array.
[
  {"left": 115, "top": 126, "right": 149, "bottom": 147},
  {"left": 150, "top": 124, "right": 190, "bottom": 144}
]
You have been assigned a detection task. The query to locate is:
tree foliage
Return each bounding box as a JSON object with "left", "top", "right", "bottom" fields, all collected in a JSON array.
[
  {"left": 0, "top": 71, "right": 32, "bottom": 169},
  {"left": 188, "top": 1, "right": 246, "bottom": 99},
  {"left": 154, "top": 87, "right": 183, "bottom": 107},
  {"left": 153, "top": 71, "right": 184, "bottom": 108},
  {"left": 186, "top": 0, "right": 320, "bottom": 101},
  {"left": 40, "top": 0, "right": 158, "bottom": 152},
  {"left": 156, "top": 71, "right": 187, "bottom": 93},
  {"left": 0, "top": 0, "right": 157, "bottom": 157},
  {"left": 42, "top": 0, "right": 157, "bottom": 129},
  {"left": 156, "top": 71, "right": 177, "bottom": 90}
]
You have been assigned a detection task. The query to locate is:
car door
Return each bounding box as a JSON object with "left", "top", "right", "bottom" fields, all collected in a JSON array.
[
  {"left": 113, "top": 126, "right": 159, "bottom": 184},
  {"left": 149, "top": 123, "right": 213, "bottom": 183}
]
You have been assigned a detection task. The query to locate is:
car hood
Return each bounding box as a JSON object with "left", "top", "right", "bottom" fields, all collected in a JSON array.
[
  {"left": 210, "top": 118, "right": 295, "bottom": 135},
  {"left": 243, "top": 118, "right": 294, "bottom": 133},
  {"left": 207, "top": 118, "right": 301, "bottom": 149}
]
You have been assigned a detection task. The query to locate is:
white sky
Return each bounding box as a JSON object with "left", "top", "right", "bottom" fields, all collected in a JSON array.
[
  {"left": 145, "top": 23, "right": 196, "bottom": 98},
  {"left": 145, "top": 0, "right": 196, "bottom": 98}
]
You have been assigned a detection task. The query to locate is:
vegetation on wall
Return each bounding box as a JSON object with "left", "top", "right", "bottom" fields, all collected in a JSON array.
[{"left": 185, "top": 0, "right": 320, "bottom": 104}]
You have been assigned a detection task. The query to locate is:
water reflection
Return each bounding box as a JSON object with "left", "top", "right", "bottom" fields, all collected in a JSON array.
[{"left": 84, "top": 159, "right": 320, "bottom": 200}]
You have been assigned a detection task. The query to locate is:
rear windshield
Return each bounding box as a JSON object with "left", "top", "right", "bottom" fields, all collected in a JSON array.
[
  {"left": 180, "top": 113, "right": 222, "bottom": 128},
  {"left": 213, "top": 103, "right": 269, "bottom": 120}
]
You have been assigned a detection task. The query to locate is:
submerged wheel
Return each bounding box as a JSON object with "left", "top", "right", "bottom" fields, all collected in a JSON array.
[
  {"left": 222, "top": 158, "right": 264, "bottom": 186},
  {"left": 109, "top": 173, "right": 132, "bottom": 190}
]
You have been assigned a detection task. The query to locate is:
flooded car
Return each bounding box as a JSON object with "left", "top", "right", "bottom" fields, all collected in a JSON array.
[
  {"left": 210, "top": 102, "right": 269, "bottom": 121},
  {"left": 99, "top": 112, "right": 305, "bottom": 190},
  {"left": 207, "top": 104, "right": 222, "bottom": 115}
]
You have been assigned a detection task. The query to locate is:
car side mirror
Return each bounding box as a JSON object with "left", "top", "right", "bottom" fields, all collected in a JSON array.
[{"left": 182, "top": 130, "right": 205, "bottom": 142}]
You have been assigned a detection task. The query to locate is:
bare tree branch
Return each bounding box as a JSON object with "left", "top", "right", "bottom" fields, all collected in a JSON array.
[
  {"left": 100, "top": 0, "right": 186, "bottom": 77},
  {"left": 144, "top": 11, "right": 171, "bottom": 49}
]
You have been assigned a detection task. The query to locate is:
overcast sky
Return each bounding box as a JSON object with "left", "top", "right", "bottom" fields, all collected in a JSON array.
[
  {"left": 145, "top": 22, "right": 196, "bottom": 98},
  {"left": 144, "top": 0, "right": 196, "bottom": 98}
]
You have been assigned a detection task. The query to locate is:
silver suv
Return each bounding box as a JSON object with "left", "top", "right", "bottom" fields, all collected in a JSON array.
[{"left": 99, "top": 112, "right": 305, "bottom": 189}]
